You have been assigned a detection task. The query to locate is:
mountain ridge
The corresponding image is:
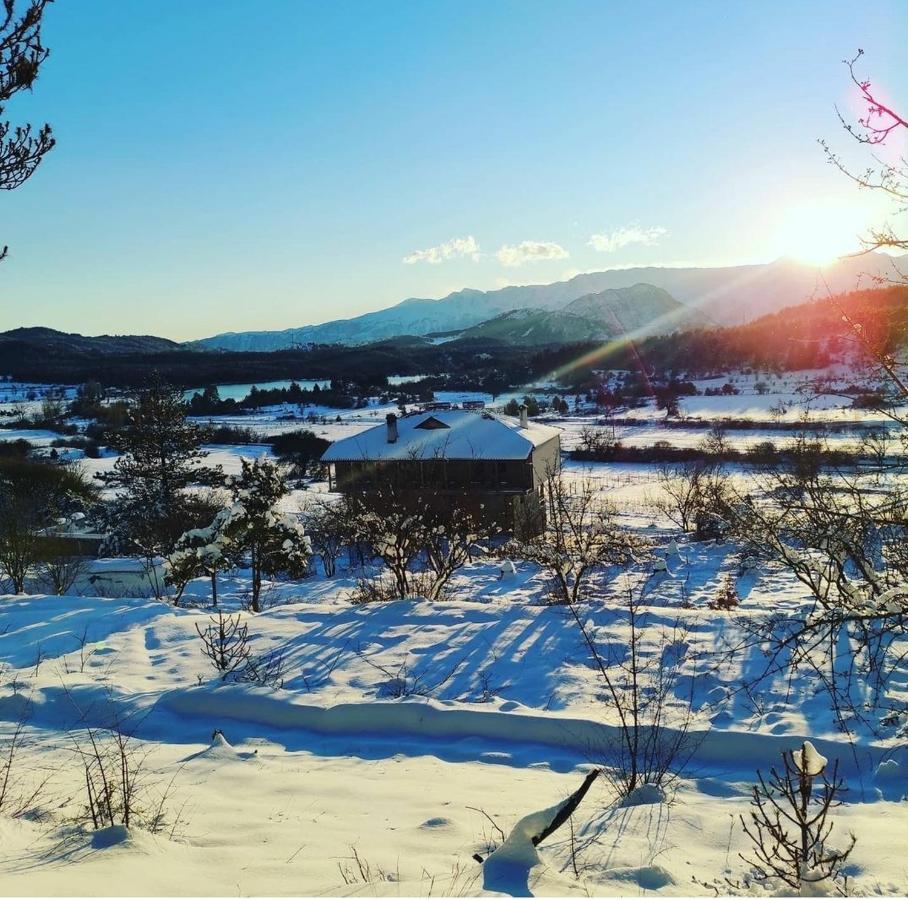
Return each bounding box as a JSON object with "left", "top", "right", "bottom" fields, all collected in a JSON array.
[{"left": 193, "top": 253, "right": 907, "bottom": 351}]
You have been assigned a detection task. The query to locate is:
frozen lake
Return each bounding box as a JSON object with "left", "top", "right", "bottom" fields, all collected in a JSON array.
[{"left": 184, "top": 374, "right": 435, "bottom": 402}]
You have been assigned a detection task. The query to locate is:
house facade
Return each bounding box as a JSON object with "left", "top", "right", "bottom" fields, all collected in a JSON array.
[{"left": 320, "top": 407, "right": 561, "bottom": 532}]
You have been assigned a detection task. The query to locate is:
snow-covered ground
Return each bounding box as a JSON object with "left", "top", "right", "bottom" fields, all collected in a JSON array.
[
  {"left": 1, "top": 536, "right": 906, "bottom": 895},
  {"left": 2, "top": 370, "right": 907, "bottom": 895}
]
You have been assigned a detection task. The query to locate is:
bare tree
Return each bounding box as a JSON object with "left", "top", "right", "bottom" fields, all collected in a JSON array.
[
  {"left": 567, "top": 589, "right": 700, "bottom": 797},
  {"left": 822, "top": 49, "right": 906, "bottom": 262},
  {"left": 421, "top": 504, "right": 493, "bottom": 601},
  {"left": 0, "top": 458, "right": 95, "bottom": 592},
  {"left": 344, "top": 485, "right": 433, "bottom": 600},
  {"left": 0, "top": 0, "right": 55, "bottom": 261},
  {"left": 195, "top": 612, "right": 251, "bottom": 679},
  {"left": 726, "top": 446, "right": 908, "bottom": 731},
  {"left": 650, "top": 460, "right": 722, "bottom": 534},
  {"left": 305, "top": 499, "right": 350, "bottom": 578},
  {"left": 36, "top": 541, "right": 88, "bottom": 595},
  {"left": 510, "top": 469, "right": 644, "bottom": 606},
  {"left": 739, "top": 743, "right": 855, "bottom": 894}
]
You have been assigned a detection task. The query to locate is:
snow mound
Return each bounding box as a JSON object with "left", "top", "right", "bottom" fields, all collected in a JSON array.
[
  {"left": 481, "top": 794, "right": 575, "bottom": 894},
  {"left": 604, "top": 864, "right": 675, "bottom": 890},
  {"left": 90, "top": 825, "right": 133, "bottom": 850},
  {"left": 419, "top": 816, "right": 452, "bottom": 829},
  {"left": 485, "top": 800, "right": 564, "bottom": 869},
  {"left": 87, "top": 825, "right": 160, "bottom": 854},
  {"left": 183, "top": 730, "right": 258, "bottom": 764},
  {"left": 621, "top": 782, "right": 666, "bottom": 807}
]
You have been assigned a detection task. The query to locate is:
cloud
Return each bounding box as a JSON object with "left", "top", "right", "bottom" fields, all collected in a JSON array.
[
  {"left": 588, "top": 225, "right": 667, "bottom": 253},
  {"left": 403, "top": 235, "right": 480, "bottom": 265},
  {"left": 496, "top": 240, "right": 569, "bottom": 268}
]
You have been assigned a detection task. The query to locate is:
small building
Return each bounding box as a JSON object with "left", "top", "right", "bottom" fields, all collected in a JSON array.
[
  {"left": 320, "top": 407, "right": 561, "bottom": 532},
  {"left": 85, "top": 557, "right": 168, "bottom": 598}
]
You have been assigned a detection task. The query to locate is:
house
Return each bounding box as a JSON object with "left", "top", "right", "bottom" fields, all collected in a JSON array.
[
  {"left": 320, "top": 406, "right": 561, "bottom": 532},
  {"left": 39, "top": 513, "right": 105, "bottom": 558}
]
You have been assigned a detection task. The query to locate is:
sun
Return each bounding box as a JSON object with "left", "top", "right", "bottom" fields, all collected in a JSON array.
[{"left": 774, "top": 200, "right": 865, "bottom": 267}]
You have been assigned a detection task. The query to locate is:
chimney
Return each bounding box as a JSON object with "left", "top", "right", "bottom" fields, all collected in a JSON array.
[
  {"left": 386, "top": 412, "right": 398, "bottom": 443},
  {"left": 518, "top": 403, "right": 528, "bottom": 428}
]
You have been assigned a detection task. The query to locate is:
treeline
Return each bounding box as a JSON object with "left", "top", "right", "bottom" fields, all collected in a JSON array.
[
  {"left": 572, "top": 439, "right": 861, "bottom": 468},
  {"left": 185, "top": 378, "right": 435, "bottom": 415}
]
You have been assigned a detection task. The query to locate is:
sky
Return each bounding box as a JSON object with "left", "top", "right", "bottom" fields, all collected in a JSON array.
[{"left": 0, "top": 0, "right": 906, "bottom": 341}]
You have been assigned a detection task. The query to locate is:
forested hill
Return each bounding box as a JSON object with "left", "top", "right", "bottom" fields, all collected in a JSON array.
[
  {"left": 0, "top": 327, "right": 180, "bottom": 357},
  {"left": 0, "top": 332, "right": 576, "bottom": 391},
  {"left": 634, "top": 285, "right": 908, "bottom": 373}
]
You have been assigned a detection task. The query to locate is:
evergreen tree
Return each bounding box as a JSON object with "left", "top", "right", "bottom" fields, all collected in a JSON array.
[
  {"left": 213, "top": 457, "right": 309, "bottom": 612},
  {"left": 101, "top": 378, "right": 219, "bottom": 558}
]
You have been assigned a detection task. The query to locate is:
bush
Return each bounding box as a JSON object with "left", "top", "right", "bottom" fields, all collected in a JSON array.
[{"left": 269, "top": 429, "right": 331, "bottom": 478}]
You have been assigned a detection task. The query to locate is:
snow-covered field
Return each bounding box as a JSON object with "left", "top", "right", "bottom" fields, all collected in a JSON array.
[{"left": 1, "top": 537, "right": 907, "bottom": 896}]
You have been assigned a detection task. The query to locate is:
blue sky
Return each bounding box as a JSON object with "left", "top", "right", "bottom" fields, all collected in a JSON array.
[{"left": 1, "top": 0, "right": 905, "bottom": 340}]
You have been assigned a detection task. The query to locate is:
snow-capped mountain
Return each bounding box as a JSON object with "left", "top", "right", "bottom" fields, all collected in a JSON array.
[{"left": 194, "top": 253, "right": 906, "bottom": 351}]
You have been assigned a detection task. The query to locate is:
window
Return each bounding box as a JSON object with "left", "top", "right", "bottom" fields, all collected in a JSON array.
[{"left": 415, "top": 416, "right": 450, "bottom": 430}]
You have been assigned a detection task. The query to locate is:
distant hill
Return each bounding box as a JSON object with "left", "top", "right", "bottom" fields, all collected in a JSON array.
[
  {"left": 452, "top": 308, "right": 605, "bottom": 345},
  {"left": 450, "top": 284, "right": 702, "bottom": 345},
  {"left": 193, "top": 253, "right": 907, "bottom": 351},
  {"left": 636, "top": 284, "right": 908, "bottom": 374},
  {"left": 564, "top": 283, "right": 707, "bottom": 333},
  {"left": 0, "top": 327, "right": 180, "bottom": 358}
]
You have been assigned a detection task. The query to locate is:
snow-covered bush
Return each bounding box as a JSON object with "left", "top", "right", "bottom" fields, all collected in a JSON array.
[{"left": 165, "top": 497, "right": 235, "bottom": 606}]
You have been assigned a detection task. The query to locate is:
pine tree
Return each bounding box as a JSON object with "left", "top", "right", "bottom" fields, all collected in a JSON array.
[
  {"left": 101, "top": 378, "right": 220, "bottom": 559},
  {"left": 212, "top": 457, "right": 309, "bottom": 612}
]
